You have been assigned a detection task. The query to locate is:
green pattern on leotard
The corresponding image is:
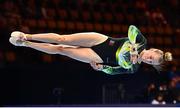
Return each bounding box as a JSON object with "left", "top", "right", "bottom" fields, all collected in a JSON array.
[{"left": 102, "top": 25, "right": 147, "bottom": 75}]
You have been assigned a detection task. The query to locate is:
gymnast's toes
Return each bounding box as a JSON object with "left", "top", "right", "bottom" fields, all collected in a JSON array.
[
  {"left": 11, "top": 31, "right": 27, "bottom": 41},
  {"left": 9, "top": 37, "right": 26, "bottom": 46}
]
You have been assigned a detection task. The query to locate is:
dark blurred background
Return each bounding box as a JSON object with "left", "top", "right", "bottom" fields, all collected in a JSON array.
[{"left": 0, "top": 0, "right": 180, "bottom": 106}]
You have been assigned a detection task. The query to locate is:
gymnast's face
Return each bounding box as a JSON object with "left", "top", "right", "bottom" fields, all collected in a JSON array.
[{"left": 141, "top": 49, "right": 162, "bottom": 65}]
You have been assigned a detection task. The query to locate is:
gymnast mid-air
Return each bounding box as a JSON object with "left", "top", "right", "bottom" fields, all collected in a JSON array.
[{"left": 9, "top": 25, "right": 172, "bottom": 75}]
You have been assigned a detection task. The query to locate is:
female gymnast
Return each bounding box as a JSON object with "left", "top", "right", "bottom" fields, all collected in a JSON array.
[{"left": 9, "top": 25, "right": 172, "bottom": 75}]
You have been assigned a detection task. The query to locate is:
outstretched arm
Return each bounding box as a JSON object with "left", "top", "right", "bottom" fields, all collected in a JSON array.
[
  {"left": 90, "top": 62, "right": 134, "bottom": 75},
  {"left": 128, "top": 25, "right": 147, "bottom": 45},
  {"left": 128, "top": 25, "right": 147, "bottom": 64},
  {"left": 101, "top": 65, "right": 134, "bottom": 75}
]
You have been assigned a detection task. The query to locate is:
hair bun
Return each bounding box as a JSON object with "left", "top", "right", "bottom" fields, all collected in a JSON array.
[{"left": 164, "top": 52, "right": 173, "bottom": 61}]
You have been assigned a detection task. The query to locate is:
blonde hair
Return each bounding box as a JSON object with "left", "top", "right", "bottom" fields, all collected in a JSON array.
[
  {"left": 149, "top": 48, "right": 173, "bottom": 63},
  {"left": 164, "top": 52, "right": 173, "bottom": 61},
  {"left": 159, "top": 51, "right": 173, "bottom": 64},
  {"left": 150, "top": 49, "right": 173, "bottom": 71}
]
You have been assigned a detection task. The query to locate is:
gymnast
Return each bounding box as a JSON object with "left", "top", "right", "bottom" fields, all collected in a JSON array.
[{"left": 9, "top": 25, "right": 172, "bottom": 75}]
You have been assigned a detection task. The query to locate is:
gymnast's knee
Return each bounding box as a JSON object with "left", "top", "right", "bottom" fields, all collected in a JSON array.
[
  {"left": 54, "top": 45, "right": 65, "bottom": 54},
  {"left": 55, "top": 34, "right": 66, "bottom": 43},
  {"left": 57, "top": 37, "right": 66, "bottom": 43}
]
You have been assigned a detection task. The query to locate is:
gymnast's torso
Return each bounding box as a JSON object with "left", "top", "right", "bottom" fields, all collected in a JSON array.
[
  {"left": 91, "top": 37, "right": 128, "bottom": 66},
  {"left": 91, "top": 26, "right": 147, "bottom": 73}
]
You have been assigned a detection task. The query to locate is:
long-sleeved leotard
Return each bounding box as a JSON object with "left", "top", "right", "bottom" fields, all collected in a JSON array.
[{"left": 91, "top": 25, "right": 147, "bottom": 75}]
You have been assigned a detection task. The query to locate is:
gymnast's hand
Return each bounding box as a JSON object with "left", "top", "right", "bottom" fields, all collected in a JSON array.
[
  {"left": 130, "top": 54, "right": 138, "bottom": 64},
  {"left": 129, "top": 44, "right": 138, "bottom": 64},
  {"left": 90, "top": 61, "right": 103, "bottom": 71}
]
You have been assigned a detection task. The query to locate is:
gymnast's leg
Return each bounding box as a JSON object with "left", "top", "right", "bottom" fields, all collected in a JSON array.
[
  {"left": 21, "top": 41, "right": 103, "bottom": 63},
  {"left": 11, "top": 32, "right": 108, "bottom": 47}
]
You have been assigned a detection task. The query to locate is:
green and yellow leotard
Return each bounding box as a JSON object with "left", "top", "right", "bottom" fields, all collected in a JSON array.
[{"left": 101, "top": 25, "right": 147, "bottom": 75}]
